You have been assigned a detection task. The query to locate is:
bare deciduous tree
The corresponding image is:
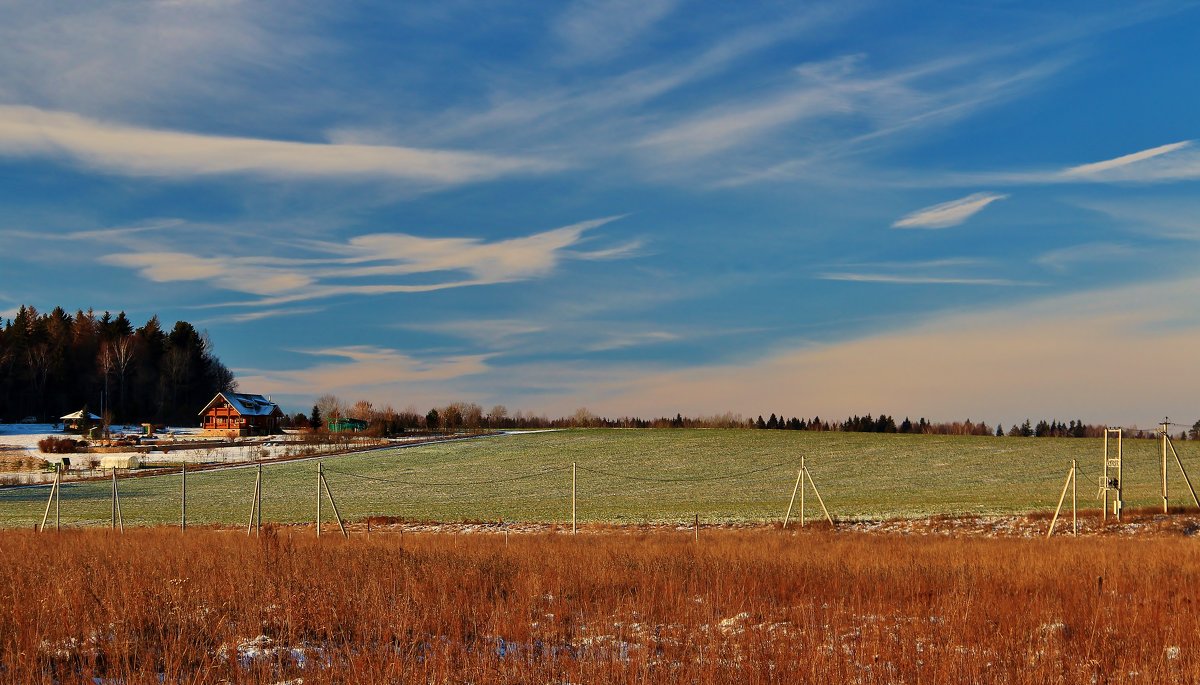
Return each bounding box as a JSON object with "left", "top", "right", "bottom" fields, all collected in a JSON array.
[{"left": 315, "top": 394, "right": 346, "bottom": 421}]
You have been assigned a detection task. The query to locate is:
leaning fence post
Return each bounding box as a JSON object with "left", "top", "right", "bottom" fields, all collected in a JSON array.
[
  {"left": 39, "top": 466, "right": 59, "bottom": 532},
  {"left": 247, "top": 464, "right": 262, "bottom": 536},
  {"left": 320, "top": 469, "right": 348, "bottom": 539},
  {"left": 1047, "top": 464, "right": 1075, "bottom": 539},
  {"left": 805, "top": 467, "right": 834, "bottom": 526},
  {"left": 783, "top": 469, "right": 803, "bottom": 529},
  {"left": 114, "top": 470, "right": 124, "bottom": 533}
]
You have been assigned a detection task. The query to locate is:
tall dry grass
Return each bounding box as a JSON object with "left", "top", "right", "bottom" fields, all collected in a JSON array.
[{"left": 0, "top": 527, "right": 1196, "bottom": 683}]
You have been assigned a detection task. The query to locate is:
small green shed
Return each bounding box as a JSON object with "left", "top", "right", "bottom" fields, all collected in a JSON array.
[{"left": 328, "top": 418, "right": 369, "bottom": 433}]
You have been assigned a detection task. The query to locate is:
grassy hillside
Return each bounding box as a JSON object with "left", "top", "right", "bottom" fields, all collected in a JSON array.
[{"left": 0, "top": 429, "right": 1195, "bottom": 527}]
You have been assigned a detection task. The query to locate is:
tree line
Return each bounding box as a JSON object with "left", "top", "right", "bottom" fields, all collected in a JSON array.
[
  {"left": 279, "top": 396, "right": 1196, "bottom": 441},
  {"left": 0, "top": 305, "right": 236, "bottom": 425}
]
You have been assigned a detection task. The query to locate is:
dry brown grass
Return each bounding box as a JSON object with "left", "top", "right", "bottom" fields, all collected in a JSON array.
[
  {"left": 1, "top": 527, "right": 1198, "bottom": 683},
  {"left": 0, "top": 453, "right": 49, "bottom": 471}
]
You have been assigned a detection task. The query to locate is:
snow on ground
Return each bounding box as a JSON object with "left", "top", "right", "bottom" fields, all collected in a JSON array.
[
  {"left": 0, "top": 423, "right": 203, "bottom": 451},
  {"left": 0, "top": 423, "right": 423, "bottom": 484}
]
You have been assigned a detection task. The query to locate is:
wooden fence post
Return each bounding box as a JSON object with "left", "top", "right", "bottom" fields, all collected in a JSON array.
[
  {"left": 114, "top": 470, "right": 124, "bottom": 533},
  {"left": 247, "top": 464, "right": 262, "bottom": 536},
  {"left": 783, "top": 469, "right": 802, "bottom": 529},
  {"left": 805, "top": 467, "right": 834, "bottom": 526},
  {"left": 320, "top": 470, "right": 348, "bottom": 539},
  {"left": 181, "top": 463, "right": 187, "bottom": 532},
  {"left": 39, "top": 467, "right": 60, "bottom": 532},
  {"left": 1047, "top": 465, "right": 1075, "bottom": 539}
]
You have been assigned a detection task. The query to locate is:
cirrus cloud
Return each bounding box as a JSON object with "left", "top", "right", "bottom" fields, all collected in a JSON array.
[
  {"left": 98, "top": 217, "right": 640, "bottom": 308},
  {"left": 0, "top": 105, "right": 561, "bottom": 184},
  {"left": 892, "top": 192, "right": 1008, "bottom": 229}
]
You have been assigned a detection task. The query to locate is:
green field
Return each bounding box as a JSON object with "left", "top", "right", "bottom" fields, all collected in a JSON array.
[{"left": 0, "top": 429, "right": 1195, "bottom": 527}]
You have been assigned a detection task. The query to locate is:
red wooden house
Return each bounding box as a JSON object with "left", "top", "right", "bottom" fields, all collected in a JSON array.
[{"left": 199, "top": 392, "right": 283, "bottom": 436}]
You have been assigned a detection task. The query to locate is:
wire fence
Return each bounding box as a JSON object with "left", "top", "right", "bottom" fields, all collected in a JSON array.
[
  {"left": 7, "top": 432, "right": 1200, "bottom": 532},
  {"left": 3, "top": 455, "right": 818, "bottom": 532}
]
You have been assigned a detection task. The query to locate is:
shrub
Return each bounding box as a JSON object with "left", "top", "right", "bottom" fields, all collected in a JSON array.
[{"left": 37, "top": 437, "right": 82, "bottom": 454}]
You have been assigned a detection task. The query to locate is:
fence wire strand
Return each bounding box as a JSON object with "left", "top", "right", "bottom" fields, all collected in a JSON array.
[{"left": 321, "top": 465, "right": 570, "bottom": 487}]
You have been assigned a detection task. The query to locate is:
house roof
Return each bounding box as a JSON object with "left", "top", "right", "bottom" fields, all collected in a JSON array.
[
  {"left": 60, "top": 410, "right": 101, "bottom": 421},
  {"left": 198, "top": 392, "right": 282, "bottom": 417}
]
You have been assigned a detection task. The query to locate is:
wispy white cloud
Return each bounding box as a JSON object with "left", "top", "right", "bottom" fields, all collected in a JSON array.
[
  {"left": 236, "top": 346, "right": 492, "bottom": 396},
  {"left": 637, "top": 82, "right": 852, "bottom": 160},
  {"left": 198, "top": 307, "right": 327, "bottom": 326},
  {"left": 399, "top": 319, "right": 548, "bottom": 348},
  {"left": 818, "top": 272, "right": 1039, "bottom": 286},
  {"left": 384, "top": 5, "right": 855, "bottom": 159},
  {"left": 0, "top": 106, "right": 560, "bottom": 184},
  {"left": 584, "top": 330, "right": 678, "bottom": 352},
  {"left": 98, "top": 217, "right": 637, "bottom": 307},
  {"left": 1074, "top": 198, "right": 1200, "bottom": 240},
  {"left": 0, "top": 2, "right": 309, "bottom": 118},
  {"left": 641, "top": 50, "right": 1065, "bottom": 169},
  {"left": 834, "top": 257, "right": 986, "bottom": 270},
  {"left": 1, "top": 219, "right": 187, "bottom": 245},
  {"left": 1034, "top": 242, "right": 1141, "bottom": 271},
  {"left": 553, "top": 0, "right": 679, "bottom": 64},
  {"left": 101, "top": 252, "right": 316, "bottom": 296},
  {"left": 874, "top": 141, "right": 1200, "bottom": 190},
  {"left": 892, "top": 192, "right": 1008, "bottom": 229},
  {"left": 1063, "top": 141, "right": 1192, "bottom": 177}
]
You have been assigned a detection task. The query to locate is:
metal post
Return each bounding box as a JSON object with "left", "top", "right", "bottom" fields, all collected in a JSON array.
[
  {"left": 316, "top": 462, "right": 322, "bottom": 538},
  {"left": 111, "top": 469, "right": 118, "bottom": 531},
  {"left": 55, "top": 468, "right": 60, "bottom": 532},
  {"left": 571, "top": 462, "right": 577, "bottom": 535}
]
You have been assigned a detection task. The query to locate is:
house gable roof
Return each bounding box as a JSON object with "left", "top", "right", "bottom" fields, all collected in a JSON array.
[{"left": 198, "top": 392, "right": 282, "bottom": 417}]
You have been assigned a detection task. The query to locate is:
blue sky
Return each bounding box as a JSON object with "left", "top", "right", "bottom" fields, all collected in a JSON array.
[{"left": 2, "top": 1, "right": 1200, "bottom": 426}]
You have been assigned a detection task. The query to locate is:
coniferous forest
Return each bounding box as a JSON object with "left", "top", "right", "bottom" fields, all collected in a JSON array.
[{"left": 0, "top": 306, "right": 236, "bottom": 425}]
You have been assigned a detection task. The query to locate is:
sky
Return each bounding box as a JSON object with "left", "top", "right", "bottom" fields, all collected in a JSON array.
[{"left": 1, "top": 1, "right": 1199, "bottom": 427}]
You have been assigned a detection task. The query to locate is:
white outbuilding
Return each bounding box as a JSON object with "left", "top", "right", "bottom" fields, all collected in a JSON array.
[{"left": 99, "top": 454, "right": 140, "bottom": 470}]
